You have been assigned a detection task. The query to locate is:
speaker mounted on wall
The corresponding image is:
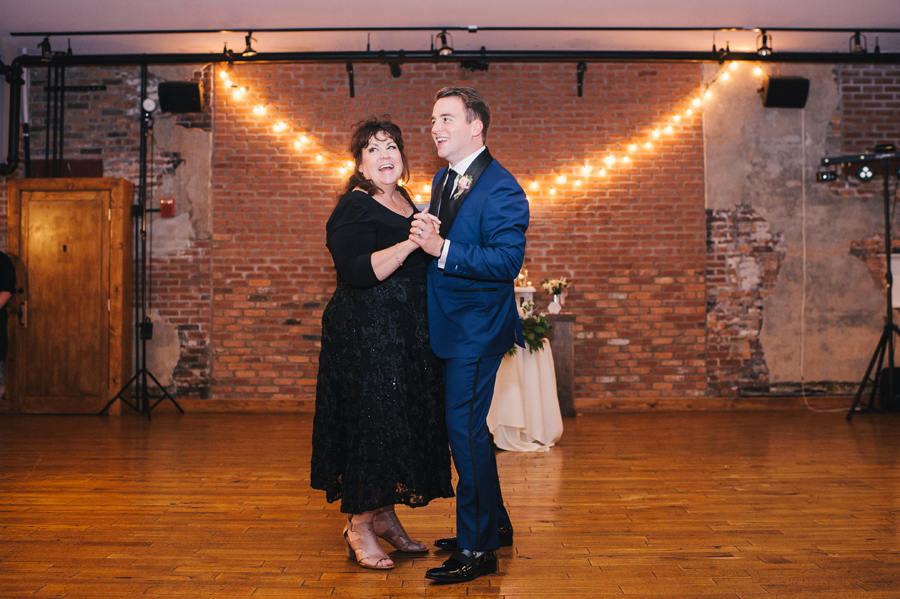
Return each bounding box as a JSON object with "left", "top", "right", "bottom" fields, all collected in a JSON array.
[
  {"left": 759, "top": 76, "right": 810, "bottom": 109},
  {"left": 158, "top": 81, "right": 204, "bottom": 113}
]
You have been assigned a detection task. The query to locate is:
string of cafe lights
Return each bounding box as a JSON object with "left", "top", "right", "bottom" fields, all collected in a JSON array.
[{"left": 217, "top": 62, "right": 767, "bottom": 199}]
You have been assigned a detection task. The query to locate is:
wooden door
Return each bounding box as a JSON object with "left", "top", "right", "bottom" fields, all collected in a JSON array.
[{"left": 7, "top": 179, "right": 133, "bottom": 414}]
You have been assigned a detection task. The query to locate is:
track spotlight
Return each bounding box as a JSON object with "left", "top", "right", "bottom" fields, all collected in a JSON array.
[
  {"left": 756, "top": 30, "right": 772, "bottom": 57},
  {"left": 436, "top": 31, "right": 453, "bottom": 56},
  {"left": 223, "top": 42, "right": 234, "bottom": 66},
  {"left": 816, "top": 169, "right": 838, "bottom": 182},
  {"left": 850, "top": 31, "right": 867, "bottom": 54},
  {"left": 389, "top": 61, "right": 402, "bottom": 77},
  {"left": 242, "top": 32, "right": 257, "bottom": 57},
  {"left": 858, "top": 165, "right": 874, "bottom": 180},
  {"left": 39, "top": 37, "right": 52, "bottom": 62}
]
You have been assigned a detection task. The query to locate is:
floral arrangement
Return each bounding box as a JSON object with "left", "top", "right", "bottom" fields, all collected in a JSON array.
[
  {"left": 541, "top": 277, "right": 572, "bottom": 296},
  {"left": 507, "top": 301, "right": 552, "bottom": 356},
  {"left": 453, "top": 175, "right": 473, "bottom": 199}
]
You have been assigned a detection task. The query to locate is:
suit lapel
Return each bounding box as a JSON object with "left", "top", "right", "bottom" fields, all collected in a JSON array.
[{"left": 439, "top": 148, "right": 494, "bottom": 238}]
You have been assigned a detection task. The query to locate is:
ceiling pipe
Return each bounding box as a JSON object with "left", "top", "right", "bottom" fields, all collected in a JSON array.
[
  {"left": 12, "top": 25, "right": 900, "bottom": 37},
  {"left": 10, "top": 48, "right": 900, "bottom": 69},
  {"left": 0, "top": 58, "right": 24, "bottom": 177}
]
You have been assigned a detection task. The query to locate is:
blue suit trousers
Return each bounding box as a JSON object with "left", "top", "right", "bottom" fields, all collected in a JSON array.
[{"left": 444, "top": 353, "right": 512, "bottom": 551}]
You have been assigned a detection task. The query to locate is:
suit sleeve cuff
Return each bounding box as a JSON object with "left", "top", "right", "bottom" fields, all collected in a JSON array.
[{"left": 437, "top": 239, "right": 450, "bottom": 269}]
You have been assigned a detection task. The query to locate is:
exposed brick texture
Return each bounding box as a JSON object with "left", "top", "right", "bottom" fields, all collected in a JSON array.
[
  {"left": 837, "top": 64, "right": 900, "bottom": 155},
  {"left": 706, "top": 205, "right": 786, "bottom": 396},
  {"left": 208, "top": 62, "right": 707, "bottom": 405},
  {"left": 1, "top": 60, "right": 896, "bottom": 409}
]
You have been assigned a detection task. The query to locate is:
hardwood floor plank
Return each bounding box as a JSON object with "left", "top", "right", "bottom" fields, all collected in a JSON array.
[{"left": 1, "top": 411, "right": 898, "bottom": 598}]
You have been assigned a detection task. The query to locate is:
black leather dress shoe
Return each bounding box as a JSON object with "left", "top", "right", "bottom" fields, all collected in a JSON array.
[
  {"left": 425, "top": 550, "right": 498, "bottom": 583},
  {"left": 434, "top": 525, "right": 513, "bottom": 551}
]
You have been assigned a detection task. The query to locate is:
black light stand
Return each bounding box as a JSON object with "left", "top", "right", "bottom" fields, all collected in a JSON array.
[
  {"left": 101, "top": 64, "right": 183, "bottom": 420},
  {"left": 820, "top": 147, "right": 900, "bottom": 420}
]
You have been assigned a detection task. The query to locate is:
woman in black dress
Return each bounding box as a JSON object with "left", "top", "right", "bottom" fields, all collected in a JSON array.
[{"left": 311, "top": 116, "right": 453, "bottom": 570}]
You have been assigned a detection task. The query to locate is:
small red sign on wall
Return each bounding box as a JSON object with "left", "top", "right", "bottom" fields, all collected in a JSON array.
[{"left": 160, "top": 198, "right": 175, "bottom": 218}]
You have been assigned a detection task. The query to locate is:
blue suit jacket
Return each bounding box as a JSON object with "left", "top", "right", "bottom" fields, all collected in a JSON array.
[{"left": 427, "top": 152, "right": 529, "bottom": 359}]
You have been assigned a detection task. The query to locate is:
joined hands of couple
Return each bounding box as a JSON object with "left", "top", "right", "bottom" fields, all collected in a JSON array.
[{"left": 410, "top": 211, "right": 443, "bottom": 257}]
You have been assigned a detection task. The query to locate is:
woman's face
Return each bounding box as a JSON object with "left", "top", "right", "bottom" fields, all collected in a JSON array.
[{"left": 358, "top": 132, "right": 404, "bottom": 189}]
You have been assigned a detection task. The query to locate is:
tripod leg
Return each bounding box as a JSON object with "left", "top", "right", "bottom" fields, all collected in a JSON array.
[
  {"left": 848, "top": 326, "right": 890, "bottom": 421},
  {"left": 99, "top": 371, "right": 142, "bottom": 415},
  {"left": 144, "top": 369, "right": 184, "bottom": 413}
]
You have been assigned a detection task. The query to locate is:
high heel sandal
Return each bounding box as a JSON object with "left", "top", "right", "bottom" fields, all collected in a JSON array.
[
  {"left": 374, "top": 507, "right": 428, "bottom": 553},
  {"left": 343, "top": 515, "right": 394, "bottom": 570}
]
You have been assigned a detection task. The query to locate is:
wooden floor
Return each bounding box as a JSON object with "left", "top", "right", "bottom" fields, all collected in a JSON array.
[{"left": 0, "top": 410, "right": 898, "bottom": 598}]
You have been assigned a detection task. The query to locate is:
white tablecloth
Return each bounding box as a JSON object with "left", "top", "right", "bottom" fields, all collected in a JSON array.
[{"left": 488, "top": 338, "right": 564, "bottom": 452}]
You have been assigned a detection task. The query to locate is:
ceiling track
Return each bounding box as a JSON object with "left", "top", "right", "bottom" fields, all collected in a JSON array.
[{"left": 2, "top": 46, "right": 899, "bottom": 176}]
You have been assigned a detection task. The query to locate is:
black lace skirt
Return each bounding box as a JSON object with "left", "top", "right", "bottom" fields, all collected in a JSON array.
[{"left": 310, "top": 274, "right": 453, "bottom": 514}]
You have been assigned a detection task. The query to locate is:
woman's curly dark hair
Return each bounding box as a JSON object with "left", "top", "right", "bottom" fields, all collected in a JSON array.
[{"left": 342, "top": 115, "right": 413, "bottom": 204}]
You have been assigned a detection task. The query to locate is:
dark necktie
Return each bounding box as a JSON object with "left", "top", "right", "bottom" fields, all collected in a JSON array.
[{"left": 437, "top": 168, "right": 455, "bottom": 221}]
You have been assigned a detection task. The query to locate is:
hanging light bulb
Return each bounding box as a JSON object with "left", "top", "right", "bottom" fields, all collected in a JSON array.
[
  {"left": 435, "top": 31, "right": 454, "bottom": 56},
  {"left": 756, "top": 29, "right": 772, "bottom": 56},
  {"left": 849, "top": 31, "right": 867, "bottom": 55},
  {"left": 39, "top": 37, "right": 52, "bottom": 62}
]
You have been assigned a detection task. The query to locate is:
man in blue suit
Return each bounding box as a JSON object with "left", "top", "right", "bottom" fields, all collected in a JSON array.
[{"left": 410, "top": 86, "right": 529, "bottom": 583}]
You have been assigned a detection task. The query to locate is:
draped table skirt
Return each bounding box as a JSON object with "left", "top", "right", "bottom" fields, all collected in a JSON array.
[{"left": 487, "top": 338, "right": 564, "bottom": 452}]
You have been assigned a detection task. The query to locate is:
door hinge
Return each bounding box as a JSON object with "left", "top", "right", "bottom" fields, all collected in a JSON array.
[{"left": 108, "top": 208, "right": 112, "bottom": 221}]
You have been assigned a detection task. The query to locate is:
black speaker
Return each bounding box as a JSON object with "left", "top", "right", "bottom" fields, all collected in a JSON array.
[
  {"left": 759, "top": 76, "right": 809, "bottom": 109},
  {"left": 158, "top": 81, "right": 204, "bottom": 113}
]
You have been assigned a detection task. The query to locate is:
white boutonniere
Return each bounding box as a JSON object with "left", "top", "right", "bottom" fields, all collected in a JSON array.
[{"left": 453, "top": 175, "right": 473, "bottom": 199}]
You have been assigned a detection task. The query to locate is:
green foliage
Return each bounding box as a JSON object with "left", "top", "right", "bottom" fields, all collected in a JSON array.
[{"left": 506, "top": 313, "right": 552, "bottom": 356}]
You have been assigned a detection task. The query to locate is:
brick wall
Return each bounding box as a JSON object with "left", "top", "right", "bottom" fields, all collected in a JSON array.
[
  {"left": 209, "top": 61, "right": 707, "bottom": 407},
  {"left": 831, "top": 64, "right": 900, "bottom": 349},
  {"left": 706, "top": 205, "right": 786, "bottom": 396},
  {"left": 9, "top": 59, "right": 895, "bottom": 410},
  {"left": 838, "top": 64, "right": 900, "bottom": 154}
]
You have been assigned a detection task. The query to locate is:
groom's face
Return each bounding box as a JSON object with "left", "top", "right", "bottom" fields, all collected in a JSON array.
[{"left": 431, "top": 96, "right": 482, "bottom": 167}]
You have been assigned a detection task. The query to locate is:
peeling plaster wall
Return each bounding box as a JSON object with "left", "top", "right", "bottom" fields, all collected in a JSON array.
[
  {"left": 704, "top": 63, "right": 883, "bottom": 392},
  {"left": 143, "top": 65, "right": 213, "bottom": 392}
]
